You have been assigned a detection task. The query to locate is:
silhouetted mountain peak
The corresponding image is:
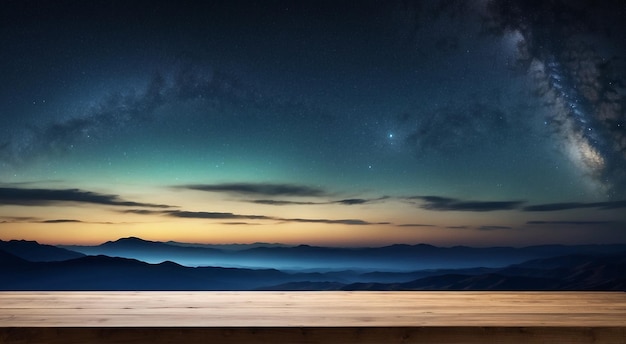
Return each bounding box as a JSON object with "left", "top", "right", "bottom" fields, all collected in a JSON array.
[
  {"left": 7, "top": 239, "right": 36, "bottom": 244},
  {"left": 100, "top": 237, "right": 167, "bottom": 248},
  {"left": 158, "top": 260, "right": 184, "bottom": 268},
  {"left": 0, "top": 239, "right": 85, "bottom": 262},
  {"left": 109, "top": 236, "right": 152, "bottom": 244}
]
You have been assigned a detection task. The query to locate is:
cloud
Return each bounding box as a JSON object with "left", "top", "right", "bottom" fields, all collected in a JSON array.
[
  {"left": 477, "top": 225, "right": 512, "bottom": 231},
  {"left": 0, "top": 216, "right": 39, "bottom": 223},
  {"left": 523, "top": 200, "right": 626, "bottom": 212},
  {"left": 526, "top": 221, "right": 616, "bottom": 226},
  {"left": 251, "top": 199, "right": 325, "bottom": 206},
  {"left": 38, "top": 219, "right": 117, "bottom": 224},
  {"left": 409, "top": 195, "right": 523, "bottom": 212},
  {"left": 523, "top": 203, "right": 592, "bottom": 212},
  {"left": 443, "top": 225, "right": 511, "bottom": 230},
  {"left": 122, "top": 209, "right": 271, "bottom": 220},
  {"left": 180, "top": 182, "right": 327, "bottom": 197},
  {"left": 220, "top": 222, "right": 262, "bottom": 226},
  {"left": 250, "top": 196, "right": 389, "bottom": 206},
  {"left": 334, "top": 198, "right": 371, "bottom": 205},
  {"left": 280, "top": 218, "right": 389, "bottom": 226},
  {"left": 334, "top": 196, "right": 389, "bottom": 205},
  {"left": 167, "top": 210, "right": 271, "bottom": 220},
  {"left": 397, "top": 223, "right": 434, "bottom": 227},
  {"left": 0, "top": 187, "right": 172, "bottom": 208},
  {"left": 39, "top": 219, "right": 83, "bottom": 224},
  {"left": 0, "top": 216, "right": 115, "bottom": 225},
  {"left": 123, "top": 209, "right": 385, "bottom": 226},
  {"left": 122, "top": 209, "right": 157, "bottom": 215}
]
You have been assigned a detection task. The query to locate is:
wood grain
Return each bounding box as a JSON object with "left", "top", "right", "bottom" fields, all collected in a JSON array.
[{"left": 1, "top": 292, "right": 625, "bottom": 343}]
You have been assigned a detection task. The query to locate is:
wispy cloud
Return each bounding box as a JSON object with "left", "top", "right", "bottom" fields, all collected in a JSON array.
[
  {"left": 0, "top": 216, "right": 116, "bottom": 225},
  {"left": 220, "top": 222, "right": 262, "bottom": 226},
  {"left": 179, "top": 182, "right": 327, "bottom": 197},
  {"left": 122, "top": 209, "right": 386, "bottom": 226},
  {"left": 122, "top": 209, "right": 272, "bottom": 220},
  {"left": 443, "top": 225, "right": 511, "bottom": 230},
  {"left": 333, "top": 196, "right": 390, "bottom": 205},
  {"left": 167, "top": 210, "right": 271, "bottom": 220},
  {"left": 397, "top": 223, "right": 435, "bottom": 227},
  {"left": 408, "top": 195, "right": 523, "bottom": 212},
  {"left": 39, "top": 219, "right": 84, "bottom": 224},
  {"left": 526, "top": 221, "right": 617, "bottom": 225},
  {"left": 0, "top": 216, "right": 39, "bottom": 223},
  {"left": 38, "top": 219, "right": 117, "bottom": 224},
  {"left": 251, "top": 199, "right": 325, "bottom": 206},
  {"left": 477, "top": 225, "right": 512, "bottom": 230},
  {"left": 250, "top": 196, "right": 389, "bottom": 206},
  {"left": 279, "top": 218, "right": 389, "bottom": 226},
  {"left": 0, "top": 187, "right": 172, "bottom": 208},
  {"left": 524, "top": 200, "right": 626, "bottom": 212}
]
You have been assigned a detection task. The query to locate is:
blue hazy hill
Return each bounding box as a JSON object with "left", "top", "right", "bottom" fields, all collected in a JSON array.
[{"left": 61, "top": 237, "right": 626, "bottom": 271}]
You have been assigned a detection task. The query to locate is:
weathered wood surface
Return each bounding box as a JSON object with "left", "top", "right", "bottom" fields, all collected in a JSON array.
[{"left": 1, "top": 292, "right": 625, "bottom": 343}]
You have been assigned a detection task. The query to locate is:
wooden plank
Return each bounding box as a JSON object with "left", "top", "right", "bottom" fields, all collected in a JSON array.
[
  {"left": 1, "top": 292, "right": 625, "bottom": 327},
  {"left": 0, "top": 292, "right": 625, "bottom": 343}
]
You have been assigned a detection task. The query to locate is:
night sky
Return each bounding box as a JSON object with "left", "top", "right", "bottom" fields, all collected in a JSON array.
[{"left": 1, "top": 0, "right": 626, "bottom": 247}]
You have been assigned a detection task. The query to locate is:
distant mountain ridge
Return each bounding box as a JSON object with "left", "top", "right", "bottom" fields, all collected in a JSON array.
[
  {"left": 265, "top": 252, "right": 626, "bottom": 291},
  {"left": 0, "top": 239, "right": 85, "bottom": 262},
  {"left": 2, "top": 246, "right": 624, "bottom": 291},
  {"left": 166, "top": 241, "right": 291, "bottom": 250},
  {"left": 60, "top": 237, "right": 626, "bottom": 271},
  {"left": 2, "top": 238, "right": 626, "bottom": 291}
]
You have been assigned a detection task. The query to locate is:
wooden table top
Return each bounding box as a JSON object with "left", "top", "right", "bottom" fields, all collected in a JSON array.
[{"left": 1, "top": 291, "right": 625, "bottom": 327}]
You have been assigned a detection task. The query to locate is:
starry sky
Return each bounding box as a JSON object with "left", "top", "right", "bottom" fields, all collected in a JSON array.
[{"left": 1, "top": 0, "right": 626, "bottom": 247}]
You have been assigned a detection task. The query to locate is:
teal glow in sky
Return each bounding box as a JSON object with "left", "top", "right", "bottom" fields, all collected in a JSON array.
[{"left": 1, "top": 0, "right": 625, "bottom": 246}]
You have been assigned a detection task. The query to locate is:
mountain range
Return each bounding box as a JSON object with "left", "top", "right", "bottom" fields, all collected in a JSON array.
[
  {"left": 59, "top": 237, "right": 626, "bottom": 271},
  {"left": 1, "top": 237, "right": 625, "bottom": 291},
  {"left": 0, "top": 239, "right": 85, "bottom": 262}
]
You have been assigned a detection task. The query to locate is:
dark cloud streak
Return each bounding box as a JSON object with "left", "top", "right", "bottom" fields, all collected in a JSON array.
[
  {"left": 409, "top": 195, "right": 523, "bottom": 212},
  {"left": 39, "top": 219, "right": 83, "bottom": 224},
  {"left": 167, "top": 210, "right": 270, "bottom": 220},
  {"left": 0, "top": 187, "right": 172, "bottom": 208},
  {"left": 524, "top": 200, "right": 626, "bottom": 212},
  {"left": 251, "top": 200, "right": 324, "bottom": 206},
  {"left": 181, "top": 183, "right": 327, "bottom": 197},
  {"left": 250, "top": 196, "right": 389, "bottom": 206},
  {"left": 477, "top": 225, "right": 512, "bottom": 231},
  {"left": 526, "top": 221, "right": 616, "bottom": 225},
  {"left": 280, "top": 218, "right": 389, "bottom": 226},
  {"left": 122, "top": 209, "right": 386, "bottom": 226}
]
